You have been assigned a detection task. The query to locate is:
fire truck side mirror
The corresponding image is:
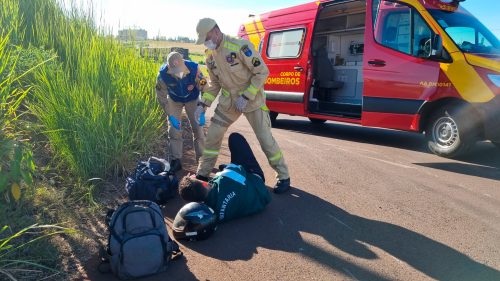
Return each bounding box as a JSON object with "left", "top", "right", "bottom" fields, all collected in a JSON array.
[{"left": 429, "top": 34, "right": 444, "bottom": 60}]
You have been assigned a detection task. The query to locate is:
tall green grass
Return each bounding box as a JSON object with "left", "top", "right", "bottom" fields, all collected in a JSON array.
[
  {"left": 0, "top": 31, "right": 38, "bottom": 201},
  {"left": 1, "top": 0, "right": 164, "bottom": 180},
  {"left": 0, "top": 29, "right": 67, "bottom": 281},
  {"left": 0, "top": 1, "right": 162, "bottom": 278},
  {"left": 0, "top": 224, "right": 75, "bottom": 281}
]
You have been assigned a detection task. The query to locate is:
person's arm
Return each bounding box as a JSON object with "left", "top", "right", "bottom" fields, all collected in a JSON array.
[
  {"left": 155, "top": 75, "right": 169, "bottom": 112},
  {"left": 199, "top": 55, "right": 221, "bottom": 107},
  {"left": 194, "top": 67, "right": 208, "bottom": 92},
  {"left": 238, "top": 41, "right": 269, "bottom": 101}
]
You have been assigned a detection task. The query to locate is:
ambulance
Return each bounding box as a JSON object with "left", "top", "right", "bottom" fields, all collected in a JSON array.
[{"left": 238, "top": 0, "right": 500, "bottom": 157}]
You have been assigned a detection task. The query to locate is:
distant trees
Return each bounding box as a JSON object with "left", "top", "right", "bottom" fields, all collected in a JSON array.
[{"left": 154, "top": 36, "right": 195, "bottom": 43}]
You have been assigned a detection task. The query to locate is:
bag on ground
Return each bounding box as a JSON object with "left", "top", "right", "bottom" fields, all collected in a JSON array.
[
  {"left": 105, "top": 200, "right": 182, "bottom": 280},
  {"left": 126, "top": 157, "right": 179, "bottom": 204}
]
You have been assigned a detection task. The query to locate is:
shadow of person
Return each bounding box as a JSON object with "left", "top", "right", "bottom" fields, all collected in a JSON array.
[
  {"left": 178, "top": 188, "right": 500, "bottom": 281},
  {"left": 84, "top": 250, "right": 198, "bottom": 281}
]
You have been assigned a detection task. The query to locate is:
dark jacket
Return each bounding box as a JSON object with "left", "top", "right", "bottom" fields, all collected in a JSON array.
[
  {"left": 158, "top": 60, "right": 200, "bottom": 103},
  {"left": 205, "top": 164, "right": 271, "bottom": 222}
]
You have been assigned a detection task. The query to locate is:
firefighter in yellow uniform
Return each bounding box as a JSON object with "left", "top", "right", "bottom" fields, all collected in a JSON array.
[{"left": 193, "top": 18, "right": 290, "bottom": 193}]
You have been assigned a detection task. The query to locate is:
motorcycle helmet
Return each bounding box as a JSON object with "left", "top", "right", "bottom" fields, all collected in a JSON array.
[{"left": 172, "top": 202, "right": 217, "bottom": 241}]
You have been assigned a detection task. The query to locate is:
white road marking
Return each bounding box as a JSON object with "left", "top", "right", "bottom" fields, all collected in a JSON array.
[
  {"left": 343, "top": 268, "right": 360, "bottom": 281},
  {"left": 322, "top": 142, "right": 377, "bottom": 154},
  {"left": 284, "top": 138, "right": 308, "bottom": 148},
  {"left": 323, "top": 143, "right": 415, "bottom": 169},
  {"left": 331, "top": 215, "right": 353, "bottom": 231},
  {"left": 360, "top": 155, "right": 415, "bottom": 169}
]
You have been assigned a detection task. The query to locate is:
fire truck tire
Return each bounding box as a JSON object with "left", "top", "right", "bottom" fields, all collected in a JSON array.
[
  {"left": 309, "top": 118, "right": 327, "bottom": 124},
  {"left": 269, "top": 111, "right": 278, "bottom": 127},
  {"left": 426, "top": 106, "right": 475, "bottom": 158}
]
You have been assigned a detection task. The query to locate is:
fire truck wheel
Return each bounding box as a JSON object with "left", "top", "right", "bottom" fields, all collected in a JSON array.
[
  {"left": 270, "top": 111, "right": 278, "bottom": 127},
  {"left": 309, "top": 118, "right": 326, "bottom": 124},
  {"left": 426, "top": 106, "right": 475, "bottom": 158}
]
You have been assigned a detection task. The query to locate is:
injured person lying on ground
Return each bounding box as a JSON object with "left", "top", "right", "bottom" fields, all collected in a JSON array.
[{"left": 178, "top": 132, "right": 272, "bottom": 223}]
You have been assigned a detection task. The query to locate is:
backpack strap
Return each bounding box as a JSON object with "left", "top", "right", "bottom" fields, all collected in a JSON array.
[
  {"left": 147, "top": 157, "right": 170, "bottom": 175},
  {"left": 170, "top": 240, "right": 183, "bottom": 261},
  {"left": 105, "top": 208, "right": 114, "bottom": 226},
  {"left": 165, "top": 235, "right": 183, "bottom": 261},
  {"left": 97, "top": 245, "right": 112, "bottom": 274}
]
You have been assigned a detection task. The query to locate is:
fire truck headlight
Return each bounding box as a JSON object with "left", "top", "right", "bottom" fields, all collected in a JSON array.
[{"left": 487, "top": 74, "right": 500, "bottom": 88}]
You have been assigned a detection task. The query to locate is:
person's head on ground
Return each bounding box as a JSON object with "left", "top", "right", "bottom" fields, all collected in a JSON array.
[
  {"left": 179, "top": 174, "right": 211, "bottom": 202},
  {"left": 195, "top": 18, "right": 223, "bottom": 49},
  {"left": 166, "top": 51, "right": 189, "bottom": 79}
]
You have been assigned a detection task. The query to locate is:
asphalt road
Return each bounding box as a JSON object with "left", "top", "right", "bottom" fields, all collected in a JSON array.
[{"left": 86, "top": 112, "right": 500, "bottom": 281}]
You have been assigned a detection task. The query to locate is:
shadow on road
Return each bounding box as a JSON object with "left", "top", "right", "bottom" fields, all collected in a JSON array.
[
  {"left": 414, "top": 162, "right": 500, "bottom": 181},
  {"left": 273, "top": 118, "right": 500, "bottom": 170},
  {"left": 179, "top": 188, "right": 500, "bottom": 281}
]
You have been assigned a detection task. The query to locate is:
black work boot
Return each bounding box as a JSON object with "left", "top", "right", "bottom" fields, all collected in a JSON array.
[
  {"left": 169, "top": 159, "right": 182, "bottom": 173},
  {"left": 273, "top": 178, "right": 291, "bottom": 194}
]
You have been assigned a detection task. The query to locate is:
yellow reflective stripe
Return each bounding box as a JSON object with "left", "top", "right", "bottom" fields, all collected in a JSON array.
[
  {"left": 221, "top": 89, "right": 230, "bottom": 97},
  {"left": 202, "top": 92, "right": 216, "bottom": 102},
  {"left": 269, "top": 151, "right": 283, "bottom": 162},
  {"left": 261, "top": 105, "right": 269, "bottom": 111},
  {"left": 224, "top": 41, "right": 239, "bottom": 52},
  {"left": 203, "top": 149, "right": 219, "bottom": 156},
  {"left": 254, "top": 16, "right": 266, "bottom": 36},
  {"left": 440, "top": 54, "right": 494, "bottom": 103},
  {"left": 413, "top": 2, "right": 494, "bottom": 103},
  {"left": 242, "top": 16, "right": 264, "bottom": 48},
  {"left": 247, "top": 84, "right": 259, "bottom": 95}
]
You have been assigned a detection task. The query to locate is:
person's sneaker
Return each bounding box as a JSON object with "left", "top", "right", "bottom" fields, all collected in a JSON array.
[
  {"left": 170, "top": 159, "right": 182, "bottom": 173},
  {"left": 195, "top": 174, "right": 210, "bottom": 182},
  {"left": 273, "top": 178, "right": 291, "bottom": 194}
]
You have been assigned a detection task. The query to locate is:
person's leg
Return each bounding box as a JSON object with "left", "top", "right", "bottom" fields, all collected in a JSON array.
[
  {"left": 196, "top": 105, "right": 240, "bottom": 178},
  {"left": 166, "top": 97, "right": 184, "bottom": 161},
  {"left": 228, "top": 132, "right": 265, "bottom": 182},
  {"left": 245, "top": 108, "right": 290, "bottom": 193},
  {"left": 184, "top": 99, "right": 205, "bottom": 161},
  {"left": 245, "top": 109, "right": 289, "bottom": 179}
]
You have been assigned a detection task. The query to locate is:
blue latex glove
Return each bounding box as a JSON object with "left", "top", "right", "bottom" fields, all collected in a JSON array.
[
  {"left": 199, "top": 111, "right": 206, "bottom": 126},
  {"left": 168, "top": 115, "right": 181, "bottom": 130},
  {"left": 194, "top": 104, "right": 205, "bottom": 126},
  {"left": 235, "top": 95, "right": 249, "bottom": 112}
]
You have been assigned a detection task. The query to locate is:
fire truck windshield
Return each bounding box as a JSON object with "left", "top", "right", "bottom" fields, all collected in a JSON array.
[{"left": 429, "top": 8, "right": 500, "bottom": 55}]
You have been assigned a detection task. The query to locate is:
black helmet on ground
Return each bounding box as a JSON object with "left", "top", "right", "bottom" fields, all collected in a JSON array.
[{"left": 172, "top": 202, "right": 217, "bottom": 241}]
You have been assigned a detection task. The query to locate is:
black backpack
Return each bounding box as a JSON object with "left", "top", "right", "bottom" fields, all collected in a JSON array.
[
  {"left": 102, "top": 201, "right": 182, "bottom": 279},
  {"left": 125, "top": 157, "right": 179, "bottom": 205}
]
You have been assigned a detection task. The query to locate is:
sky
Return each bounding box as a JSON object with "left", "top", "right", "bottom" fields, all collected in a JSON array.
[{"left": 76, "top": 0, "right": 500, "bottom": 39}]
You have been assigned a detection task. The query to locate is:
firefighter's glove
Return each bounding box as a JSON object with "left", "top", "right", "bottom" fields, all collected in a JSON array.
[
  {"left": 168, "top": 115, "right": 181, "bottom": 130},
  {"left": 194, "top": 103, "right": 206, "bottom": 126},
  {"left": 235, "top": 95, "right": 249, "bottom": 112}
]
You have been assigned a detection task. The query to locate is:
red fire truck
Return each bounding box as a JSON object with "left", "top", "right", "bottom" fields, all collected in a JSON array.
[{"left": 238, "top": 0, "right": 500, "bottom": 157}]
